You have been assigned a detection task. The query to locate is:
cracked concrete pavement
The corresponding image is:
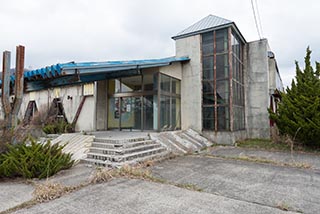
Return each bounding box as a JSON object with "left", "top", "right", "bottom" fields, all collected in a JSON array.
[
  {"left": 2, "top": 148, "right": 320, "bottom": 213},
  {"left": 151, "top": 155, "right": 320, "bottom": 213}
]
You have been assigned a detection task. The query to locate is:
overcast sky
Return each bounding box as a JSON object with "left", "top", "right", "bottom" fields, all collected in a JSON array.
[{"left": 0, "top": 0, "right": 319, "bottom": 87}]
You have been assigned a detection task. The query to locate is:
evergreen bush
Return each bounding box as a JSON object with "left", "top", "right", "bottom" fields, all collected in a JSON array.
[
  {"left": 269, "top": 48, "right": 320, "bottom": 147},
  {"left": 0, "top": 138, "right": 74, "bottom": 179}
]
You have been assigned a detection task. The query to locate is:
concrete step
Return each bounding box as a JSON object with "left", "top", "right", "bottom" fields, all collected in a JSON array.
[
  {"left": 154, "top": 134, "right": 187, "bottom": 154},
  {"left": 94, "top": 137, "right": 149, "bottom": 144},
  {"left": 81, "top": 158, "right": 114, "bottom": 167},
  {"left": 176, "top": 132, "right": 204, "bottom": 150},
  {"left": 89, "top": 143, "right": 162, "bottom": 155},
  {"left": 186, "top": 129, "right": 212, "bottom": 147},
  {"left": 162, "top": 133, "right": 191, "bottom": 152},
  {"left": 91, "top": 140, "right": 154, "bottom": 149},
  {"left": 87, "top": 147, "right": 167, "bottom": 163},
  {"left": 121, "top": 150, "right": 170, "bottom": 165}
]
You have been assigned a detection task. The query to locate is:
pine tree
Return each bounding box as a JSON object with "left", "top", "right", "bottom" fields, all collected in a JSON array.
[{"left": 270, "top": 47, "right": 320, "bottom": 147}]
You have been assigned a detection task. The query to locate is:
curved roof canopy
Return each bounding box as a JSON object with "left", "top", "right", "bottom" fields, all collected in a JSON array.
[{"left": 0, "top": 56, "right": 189, "bottom": 92}]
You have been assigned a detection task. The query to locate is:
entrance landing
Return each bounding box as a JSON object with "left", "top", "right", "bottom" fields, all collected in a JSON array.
[{"left": 89, "top": 130, "right": 157, "bottom": 140}]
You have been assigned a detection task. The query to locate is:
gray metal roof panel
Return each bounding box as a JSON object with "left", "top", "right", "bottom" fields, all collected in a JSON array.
[{"left": 173, "top": 14, "right": 233, "bottom": 40}]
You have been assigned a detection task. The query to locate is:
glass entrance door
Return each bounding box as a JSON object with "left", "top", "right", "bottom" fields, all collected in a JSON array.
[{"left": 120, "top": 97, "right": 141, "bottom": 130}]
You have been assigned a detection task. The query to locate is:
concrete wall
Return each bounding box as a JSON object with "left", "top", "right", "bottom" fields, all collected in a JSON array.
[
  {"left": 175, "top": 35, "right": 202, "bottom": 132},
  {"left": 203, "top": 130, "right": 247, "bottom": 145},
  {"left": 159, "top": 62, "right": 182, "bottom": 80},
  {"left": 245, "top": 39, "right": 270, "bottom": 139},
  {"left": 17, "top": 84, "right": 95, "bottom": 132},
  {"left": 268, "top": 58, "right": 277, "bottom": 93},
  {"left": 96, "top": 80, "right": 108, "bottom": 130}
]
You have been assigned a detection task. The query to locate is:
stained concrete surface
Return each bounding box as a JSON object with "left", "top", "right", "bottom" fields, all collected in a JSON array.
[
  {"left": 0, "top": 180, "right": 34, "bottom": 212},
  {"left": 3, "top": 151, "right": 320, "bottom": 213},
  {"left": 208, "top": 146, "right": 320, "bottom": 170},
  {"left": 13, "top": 178, "right": 294, "bottom": 214},
  {"left": 151, "top": 155, "right": 320, "bottom": 213},
  {"left": 41, "top": 164, "right": 95, "bottom": 187}
]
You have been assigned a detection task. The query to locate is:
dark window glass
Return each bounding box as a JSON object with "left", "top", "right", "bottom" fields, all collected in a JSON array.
[
  {"left": 160, "top": 74, "right": 171, "bottom": 92},
  {"left": 143, "top": 96, "right": 154, "bottom": 130},
  {"left": 216, "top": 29, "right": 228, "bottom": 53},
  {"left": 203, "top": 56, "right": 214, "bottom": 80},
  {"left": 216, "top": 54, "right": 229, "bottom": 80},
  {"left": 202, "top": 32, "right": 214, "bottom": 55},
  {"left": 160, "top": 95, "right": 171, "bottom": 130},
  {"left": 203, "top": 81, "right": 214, "bottom": 93},
  {"left": 203, "top": 106, "right": 214, "bottom": 119},
  {"left": 216, "top": 80, "right": 229, "bottom": 104},
  {"left": 217, "top": 106, "right": 229, "bottom": 130},
  {"left": 203, "top": 119, "right": 214, "bottom": 130},
  {"left": 171, "top": 78, "right": 181, "bottom": 94}
]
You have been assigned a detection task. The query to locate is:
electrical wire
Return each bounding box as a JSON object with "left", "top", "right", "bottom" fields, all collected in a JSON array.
[
  {"left": 251, "top": 0, "right": 262, "bottom": 39},
  {"left": 255, "top": 0, "right": 264, "bottom": 38}
]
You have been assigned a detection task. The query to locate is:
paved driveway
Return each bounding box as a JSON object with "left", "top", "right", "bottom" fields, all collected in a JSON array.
[
  {"left": 3, "top": 148, "right": 320, "bottom": 214},
  {"left": 151, "top": 155, "right": 320, "bottom": 213}
]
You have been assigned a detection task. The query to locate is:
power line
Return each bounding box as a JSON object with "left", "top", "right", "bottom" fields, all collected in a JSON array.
[
  {"left": 255, "top": 0, "right": 264, "bottom": 38},
  {"left": 251, "top": 0, "right": 262, "bottom": 39}
]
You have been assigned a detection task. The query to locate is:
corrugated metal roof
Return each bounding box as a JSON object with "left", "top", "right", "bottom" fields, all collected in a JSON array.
[
  {"left": 172, "top": 15, "right": 233, "bottom": 40},
  {"left": 0, "top": 56, "right": 189, "bottom": 91}
]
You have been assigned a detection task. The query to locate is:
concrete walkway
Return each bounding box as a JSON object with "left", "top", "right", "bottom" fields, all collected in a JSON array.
[
  {"left": 13, "top": 178, "right": 293, "bottom": 214},
  {"left": 207, "top": 146, "right": 320, "bottom": 170},
  {"left": 151, "top": 155, "right": 320, "bottom": 213},
  {"left": 2, "top": 148, "right": 320, "bottom": 213},
  {"left": 0, "top": 180, "right": 34, "bottom": 213}
]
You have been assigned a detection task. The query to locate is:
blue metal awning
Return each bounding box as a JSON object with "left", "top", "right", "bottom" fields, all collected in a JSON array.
[{"left": 0, "top": 56, "right": 189, "bottom": 92}]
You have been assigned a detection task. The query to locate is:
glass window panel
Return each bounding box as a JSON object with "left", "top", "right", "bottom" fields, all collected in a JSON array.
[
  {"left": 171, "top": 98, "right": 181, "bottom": 130},
  {"left": 216, "top": 29, "right": 228, "bottom": 53},
  {"left": 202, "top": 32, "right": 214, "bottom": 45},
  {"left": 203, "top": 94, "right": 215, "bottom": 105},
  {"left": 143, "top": 73, "right": 157, "bottom": 91},
  {"left": 203, "top": 56, "right": 214, "bottom": 80},
  {"left": 160, "top": 95, "right": 171, "bottom": 130},
  {"left": 160, "top": 74, "right": 171, "bottom": 92},
  {"left": 203, "top": 106, "right": 214, "bottom": 119},
  {"left": 202, "top": 44, "right": 214, "bottom": 56},
  {"left": 120, "top": 97, "right": 141, "bottom": 130},
  {"left": 172, "top": 78, "right": 181, "bottom": 94},
  {"left": 216, "top": 54, "right": 229, "bottom": 80},
  {"left": 203, "top": 81, "right": 214, "bottom": 93},
  {"left": 143, "top": 96, "right": 155, "bottom": 130},
  {"left": 203, "top": 119, "right": 214, "bottom": 130},
  {"left": 217, "top": 106, "right": 229, "bottom": 130},
  {"left": 216, "top": 80, "right": 229, "bottom": 104}
]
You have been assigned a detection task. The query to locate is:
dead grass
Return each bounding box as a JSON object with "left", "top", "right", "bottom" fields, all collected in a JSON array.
[
  {"left": 33, "top": 181, "right": 77, "bottom": 203},
  {"left": 0, "top": 200, "right": 37, "bottom": 214},
  {"left": 206, "top": 154, "right": 312, "bottom": 169}
]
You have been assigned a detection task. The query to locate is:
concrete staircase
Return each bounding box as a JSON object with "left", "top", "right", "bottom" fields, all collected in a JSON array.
[
  {"left": 82, "top": 136, "right": 168, "bottom": 167},
  {"left": 151, "top": 129, "right": 212, "bottom": 154}
]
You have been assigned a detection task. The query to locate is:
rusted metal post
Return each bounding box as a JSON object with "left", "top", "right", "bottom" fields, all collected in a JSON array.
[
  {"left": 1, "top": 51, "right": 12, "bottom": 130},
  {"left": 11, "top": 45, "right": 25, "bottom": 127}
]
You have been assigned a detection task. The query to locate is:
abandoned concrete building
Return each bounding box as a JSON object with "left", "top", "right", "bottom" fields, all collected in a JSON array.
[{"left": 0, "top": 15, "right": 283, "bottom": 144}]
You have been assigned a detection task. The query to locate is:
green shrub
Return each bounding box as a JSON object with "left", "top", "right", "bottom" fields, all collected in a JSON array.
[
  {"left": 0, "top": 138, "right": 74, "bottom": 179},
  {"left": 269, "top": 48, "right": 320, "bottom": 147},
  {"left": 43, "top": 120, "right": 73, "bottom": 134}
]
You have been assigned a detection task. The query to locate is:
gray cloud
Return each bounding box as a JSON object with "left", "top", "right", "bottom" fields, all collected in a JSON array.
[{"left": 0, "top": 0, "right": 319, "bottom": 87}]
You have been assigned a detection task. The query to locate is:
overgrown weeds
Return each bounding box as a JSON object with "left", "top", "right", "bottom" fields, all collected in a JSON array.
[
  {"left": 0, "top": 137, "right": 74, "bottom": 179},
  {"left": 33, "top": 182, "right": 76, "bottom": 202}
]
